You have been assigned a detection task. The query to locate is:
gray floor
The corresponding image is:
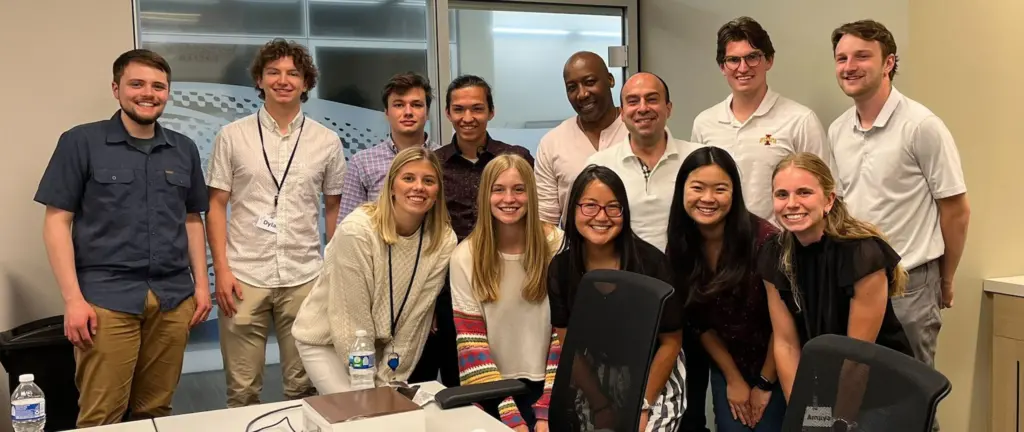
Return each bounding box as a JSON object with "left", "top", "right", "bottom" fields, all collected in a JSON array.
[{"left": 171, "top": 364, "right": 286, "bottom": 414}]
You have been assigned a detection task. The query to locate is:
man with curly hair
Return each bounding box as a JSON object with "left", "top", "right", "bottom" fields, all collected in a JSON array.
[{"left": 206, "top": 38, "right": 346, "bottom": 407}]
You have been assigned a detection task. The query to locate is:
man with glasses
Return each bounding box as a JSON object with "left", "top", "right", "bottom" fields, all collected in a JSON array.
[{"left": 691, "top": 16, "right": 837, "bottom": 221}]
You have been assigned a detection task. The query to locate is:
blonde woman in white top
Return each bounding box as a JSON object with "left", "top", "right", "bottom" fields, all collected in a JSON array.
[
  {"left": 450, "top": 154, "right": 563, "bottom": 432},
  {"left": 292, "top": 146, "right": 457, "bottom": 393}
]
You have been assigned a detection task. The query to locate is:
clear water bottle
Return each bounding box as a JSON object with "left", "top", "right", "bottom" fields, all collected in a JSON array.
[
  {"left": 348, "top": 329, "right": 376, "bottom": 390},
  {"left": 10, "top": 374, "right": 45, "bottom": 432}
]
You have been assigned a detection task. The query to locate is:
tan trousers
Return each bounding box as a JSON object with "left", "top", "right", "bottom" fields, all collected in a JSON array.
[
  {"left": 218, "top": 278, "right": 316, "bottom": 407},
  {"left": 75, "top": 291, "right": 195, "bottom": 428}
]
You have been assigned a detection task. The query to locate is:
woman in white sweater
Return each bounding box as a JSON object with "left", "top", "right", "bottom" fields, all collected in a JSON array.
[
  {"left": 292, "top": 146, "right": 457, "bottom": 393},
  {"left": 450, "top": 154, "right": 563, "bottom": 432}
]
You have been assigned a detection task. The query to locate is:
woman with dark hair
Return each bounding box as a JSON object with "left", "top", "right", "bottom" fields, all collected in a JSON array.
[
  {"left": 547, "top": 165, "right": 685, "bottom": 432},
  {"left": 666, "top": 146, "right": 783, "bottom": 431}
]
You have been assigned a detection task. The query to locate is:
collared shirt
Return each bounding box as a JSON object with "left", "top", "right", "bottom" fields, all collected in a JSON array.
[
  {"left": 829, "top": 87, "right": 967, "bottom": 270},
  {"left": 435, "top": 134, "right": 534, "bottom": 241},
  {"left": 691, "top": 87, "right": 839, "bottom": 221},
  {"left": 585, "top": 132, "right": 701, "bottom": 252},
  {"left": 535, "top": 115, "right": 629, "bottom": 225},
  {"left": 337, "top": 134, "right": 439, "bottom": 224},
  {"left": 207, "top": 106, "right": 346, "bottom": 288},
  {"left": 34, "top": 111, "right": 209, "bottom": 315}
]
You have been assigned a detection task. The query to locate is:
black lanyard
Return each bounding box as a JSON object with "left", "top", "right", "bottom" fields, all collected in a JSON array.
[
  {"left": 258, "top": 115, "right": 306, "bottom": 209},
  {"left": 389, "top": 225, "right": 425, "bottom": 340}
]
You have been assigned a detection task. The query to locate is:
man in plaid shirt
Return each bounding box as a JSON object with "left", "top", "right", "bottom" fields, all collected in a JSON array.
[{"left": 337, "top": 72, "right": 439, "bottom": 225}]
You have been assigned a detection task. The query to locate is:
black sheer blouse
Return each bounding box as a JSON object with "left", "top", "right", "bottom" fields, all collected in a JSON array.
[{"left": 757, "top": 233, "right": 913, "bottom": 357}]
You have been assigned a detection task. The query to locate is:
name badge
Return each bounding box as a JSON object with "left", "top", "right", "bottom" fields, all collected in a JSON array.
[{"left": 255, "top": 214, "right": 279, "bottom": 234}]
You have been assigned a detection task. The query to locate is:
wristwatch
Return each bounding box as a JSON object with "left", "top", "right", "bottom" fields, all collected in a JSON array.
[
  {"left": 755, "top": 375, "right": 774, "bottom": 391},
  {"left": 831, "top": 418, "right": 856, "bottom": 431}
]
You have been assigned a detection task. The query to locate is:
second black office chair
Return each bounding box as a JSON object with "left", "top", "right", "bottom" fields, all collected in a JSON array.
[{"left": 783, "top": 334, "right": 952, "bottom": 432}]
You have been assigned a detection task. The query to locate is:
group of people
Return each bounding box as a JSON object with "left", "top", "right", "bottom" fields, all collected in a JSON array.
[{"left": 34, "top": 13, "right": 969, "bottom": 432}]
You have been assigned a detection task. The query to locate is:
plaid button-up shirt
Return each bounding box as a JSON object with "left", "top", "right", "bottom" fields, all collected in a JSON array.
[{"left": 337, "top": 134, "right": 438, "bottom": 225}]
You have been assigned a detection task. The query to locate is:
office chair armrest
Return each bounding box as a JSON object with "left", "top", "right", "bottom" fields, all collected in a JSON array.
[{"left": 434, "top": 379, "right": 528, "bottom": 409}]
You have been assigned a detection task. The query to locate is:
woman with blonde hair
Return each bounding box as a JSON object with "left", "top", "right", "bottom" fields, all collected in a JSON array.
[
  {"left": 450, "top": 154, "right": 562, "bottom": 432},
  {"left": 758, "top": 152, "right": 913, "bottom": 402},
  {"left": 292, "top": 146, "right": 457, "bottom": 393}
]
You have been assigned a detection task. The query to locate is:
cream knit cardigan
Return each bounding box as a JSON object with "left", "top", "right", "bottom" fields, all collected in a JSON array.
[{"left": 292, "top": 207, "right": 457, "bottom": 384}]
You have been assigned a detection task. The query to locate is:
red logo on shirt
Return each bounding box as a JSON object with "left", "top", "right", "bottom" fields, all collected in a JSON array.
[{"left": 759, "top": 134, "right": 777, "bottom": 146}]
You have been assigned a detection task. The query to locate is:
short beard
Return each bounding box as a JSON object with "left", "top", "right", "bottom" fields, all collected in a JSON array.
[{"left": 121, "top": 105, "right": 161, "bottom": 125}]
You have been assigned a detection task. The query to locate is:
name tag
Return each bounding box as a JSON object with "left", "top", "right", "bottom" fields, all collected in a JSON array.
[{"left": 255, "top": 214, "right": 279, "bottom": 234}]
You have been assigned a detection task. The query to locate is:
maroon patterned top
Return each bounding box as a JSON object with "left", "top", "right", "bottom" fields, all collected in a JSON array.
[
  {"left": 435, "top": 134, "right": 534, "bottom": 241},
  {"left": 687, "top": 216, "right": 779, "bottom": 379}
]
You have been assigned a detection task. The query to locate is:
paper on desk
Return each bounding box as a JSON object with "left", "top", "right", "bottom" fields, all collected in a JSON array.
[{"left": 412, "top": 388, "right": 436, "bottom": 407}]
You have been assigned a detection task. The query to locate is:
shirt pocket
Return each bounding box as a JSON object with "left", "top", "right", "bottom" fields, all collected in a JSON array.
[
  {"left": 91, "top": 168, "right": 136, "bottom": 205},
  {"left": 161, "top": 171, "right": 192, "bottom": 210}
]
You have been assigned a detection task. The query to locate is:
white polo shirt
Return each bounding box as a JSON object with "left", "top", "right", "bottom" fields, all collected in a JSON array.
[
  {"left": 829, "top": 86, "right": 966, "bottom": 270},
  {"left": 691, "top": 88, "right": 838, "bottom": 221},
  {"left": 585, "top": 132, "right": 701, "bottom": 252}
]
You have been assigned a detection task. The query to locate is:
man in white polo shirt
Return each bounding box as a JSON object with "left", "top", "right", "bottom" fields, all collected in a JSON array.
[
  {"left": 536, "top": 51, "right": 630, "bottom": 225},
  {"left": 691, "top": 16, "right": 837, "bottom": 221},
  {"left": 206, "top": 39, "right": 347, "bottom": 407},
  {"left": 586, "top": 72, "right": 699, "bottom": 251},
  {"left": 829, "top": 20, "right": 970, "bottom": 381}
]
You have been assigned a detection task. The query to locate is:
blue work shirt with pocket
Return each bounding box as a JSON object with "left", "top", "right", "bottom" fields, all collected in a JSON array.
[{"left": 34, "top": 110, "right": 209, "bottom": 315}]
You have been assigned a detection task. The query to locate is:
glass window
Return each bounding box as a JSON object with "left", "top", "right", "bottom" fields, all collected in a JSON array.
[
  {"left": 308, "top": 0, "right": 456, "bottom": 42},
  {"left": 450, "top": 9, "right": 624, "bottom": 153},
  {"left": 138, "top": 0, "right": 304, "bottom": 36}
]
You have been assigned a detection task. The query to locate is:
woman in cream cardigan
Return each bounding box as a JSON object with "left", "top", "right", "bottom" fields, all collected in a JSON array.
[{"left": 292, "top": 146, "right": 457, "bottom": 393}]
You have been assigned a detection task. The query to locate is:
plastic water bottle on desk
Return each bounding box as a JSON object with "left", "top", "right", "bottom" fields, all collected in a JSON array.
[
  {"left": 10, "top": 374, "right": 45, "bottom": 432},
  {"left": 349, "top": 329, "right": 376, "bottom": 390}
]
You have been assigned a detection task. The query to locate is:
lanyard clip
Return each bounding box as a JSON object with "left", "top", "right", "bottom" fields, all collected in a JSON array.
[{"left": 273, "top": 194, "right": 280, "bottom": 209}]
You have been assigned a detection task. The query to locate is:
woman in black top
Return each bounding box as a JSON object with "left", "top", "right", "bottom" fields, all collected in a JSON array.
[
  {"left": 758, "top": 152, "right": 913, "bottom": 402},
  {"left": 666, "top": 147, "right": 783, "bottom": 431},
  {"left": 547, "top": 165, "right": 685, "bottom": 432}
]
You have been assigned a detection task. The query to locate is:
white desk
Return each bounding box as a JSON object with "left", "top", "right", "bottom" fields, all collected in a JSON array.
[{"left": 77, "top": 381, "right": 513, "bottom": 432}]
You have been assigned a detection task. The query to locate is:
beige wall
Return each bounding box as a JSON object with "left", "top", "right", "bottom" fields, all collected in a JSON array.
[
  {"left": 903, "top": 1, "right": 1024, "bottom": 431},
  {"left": 0, "top": 2, "right": 134, "bottom": 431},
  {"left": 639, "top": 0, "right": 908, "bottom": 137}
]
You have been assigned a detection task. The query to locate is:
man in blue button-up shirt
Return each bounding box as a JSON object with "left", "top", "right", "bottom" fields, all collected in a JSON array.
[{"left": 34, "top": 49, "right": 210, "bottom": 428}]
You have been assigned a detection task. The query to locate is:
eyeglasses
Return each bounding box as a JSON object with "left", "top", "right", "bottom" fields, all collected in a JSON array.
[
  {"left": 723, "top": 52, "right": 764, "bottom": 70},
  {"left": 577, "top": 203, "right": 623, "bottom": 218}
]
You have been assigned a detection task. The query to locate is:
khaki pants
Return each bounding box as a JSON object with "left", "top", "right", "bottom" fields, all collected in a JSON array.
[
  {"left": 75, "top": 291, "right": 195, "bottom": 428},
  {"left": 218, "top": 278, "right": 315, "bottom": 407}
]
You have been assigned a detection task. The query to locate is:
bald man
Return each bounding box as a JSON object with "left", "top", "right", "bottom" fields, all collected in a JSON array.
[
  {"left": 584, "top": 72, "right": 696, "bottom": 432},
  {"left": 535, "top": 51, "right": 630, "bottom": 225}
]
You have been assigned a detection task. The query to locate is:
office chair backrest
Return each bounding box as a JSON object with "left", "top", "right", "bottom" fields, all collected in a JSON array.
[
  {"left": 783, "top": 334, "right": 951, "bottom": 432},
  {"left": 548, "top": 269, "right": 674, "bottom": 432}
]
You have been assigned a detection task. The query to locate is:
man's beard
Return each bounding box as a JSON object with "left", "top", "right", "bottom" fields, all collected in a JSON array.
[{"left": 121, "top": 103, "right": 162, "bottom": 125}]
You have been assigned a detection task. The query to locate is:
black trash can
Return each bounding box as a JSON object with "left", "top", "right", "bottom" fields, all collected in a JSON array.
[{"left": 0, "top": 316, "right": 80, "bottom": 431}]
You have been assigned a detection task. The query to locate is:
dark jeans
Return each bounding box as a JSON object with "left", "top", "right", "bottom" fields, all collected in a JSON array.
[
  {"left": 679, "top": 328, "right": 711, "bottom": 432},
  {"left": 480, "top": 379, "right": 545, "bottom": 430},
  {"left": 708, "top": 366, "right": 785, "bottom": 432},
  {"left": 408, "top": 285, "right": 461, "bottom": 388}
]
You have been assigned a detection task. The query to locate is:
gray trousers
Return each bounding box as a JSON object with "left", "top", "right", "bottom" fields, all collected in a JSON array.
[{"left": 890, "top": 258, "right": 942, "bottom": 430}]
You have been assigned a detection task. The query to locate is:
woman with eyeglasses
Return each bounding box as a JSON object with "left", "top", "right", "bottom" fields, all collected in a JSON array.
[{"left": 547, "top": 165, "right": 685, "bottom": 432}]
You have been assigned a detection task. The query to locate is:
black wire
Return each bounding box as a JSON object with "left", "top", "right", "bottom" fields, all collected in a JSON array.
[
  {"left": 253, "top": 416, "right": 296, "bottom": 432},
  {"left": 151, "top": 417, "right": 159, "bottom": 432},
  {"left": 245, "top": 404, "right": 301, "bottom": 432}
]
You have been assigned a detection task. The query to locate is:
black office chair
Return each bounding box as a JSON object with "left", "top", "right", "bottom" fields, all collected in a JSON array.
[
  {"left": 782, "top": 334, "right": 951, "bottom": 432},
  {"left": 548, "top": 269, "right": 675, "bottom": 432}
]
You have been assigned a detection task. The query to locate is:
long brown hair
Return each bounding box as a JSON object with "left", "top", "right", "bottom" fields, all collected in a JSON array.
[
  {"left": 466, "top": 154, "right": 554, "bottom": 303},
  {"left": 772, "top": 152, "right": 907, "bottom": 296}
]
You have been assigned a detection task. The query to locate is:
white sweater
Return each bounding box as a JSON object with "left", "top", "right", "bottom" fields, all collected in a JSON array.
[{"left": 292, "top": 207, "right": 457, "bottom": 384}]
